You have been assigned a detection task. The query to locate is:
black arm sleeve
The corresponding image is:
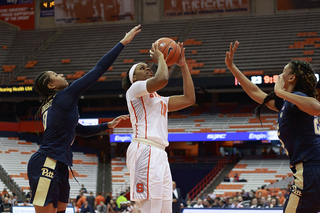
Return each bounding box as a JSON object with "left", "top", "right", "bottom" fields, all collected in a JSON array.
[
  {"left": 66, "top": 42, "right": 124, "bottom": 99},
  {"left": 75, "top": 123, "right": 109, "bottom": 138}
]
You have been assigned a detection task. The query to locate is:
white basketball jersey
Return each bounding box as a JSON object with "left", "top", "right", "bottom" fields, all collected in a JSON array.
[{"left": 126, "top": 80, "right": 169, "bottom": 147}]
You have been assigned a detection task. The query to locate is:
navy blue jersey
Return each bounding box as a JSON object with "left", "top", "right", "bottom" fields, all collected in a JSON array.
[
  {"left": 37, "top": 42, "right": 124, "bottom": 166},
  {"left": 275, "top": 91, "right": 320, "bottom": 165}
]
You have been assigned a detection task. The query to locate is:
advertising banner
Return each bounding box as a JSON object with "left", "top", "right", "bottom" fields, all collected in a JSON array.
[
  {"left": 0, "top": 0, "right": 35, "bottom": 29},
  {"left": 54, "top": 0, "right": 134, "bottom": 25},
  {"left": 277, "top": 0, "right": 320, "bottom": 10},
  {"left": 164, "top": 0, "right": 250, "bottom": 17},
  {"left": 41, "top": 9, "right": 54, "bottom": 17},
  {"left": 110, "top": 131, "right": 279, "bottom": 142}
]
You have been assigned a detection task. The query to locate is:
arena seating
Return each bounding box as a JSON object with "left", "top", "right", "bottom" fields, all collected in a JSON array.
[
  {"left": 0, "top": 26, "right": 17, "bottom": 71},
  {"left": 1, "top": 29, "right": 56, "bottom": 78},
  {"left": 0, "top": 137, "right": 98, "bottom": 199},
  {"left": 1, "top": 12, "right": 319, "bottom": 84},
  {"left": 0, "top": 180, "right": 8, "bottom": 193},
  {"left": 111, "top": 157, "right": 130, "bottom": 198},
  {"left": 181, "top": 12, "right": 320, "bottom": 77},
  {"left": 213, "top": 158, "right": 292, "bottom": 198},
  {"left": 113, "top": 112, "right": 277, "bottom": 134},
  {"left": 14, "top": 21, "right": 189, "bottom": 82}
]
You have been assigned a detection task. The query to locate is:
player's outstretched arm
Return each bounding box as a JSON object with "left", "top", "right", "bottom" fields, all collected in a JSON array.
[
  {"left": 168, "top": 42, "right": 195, "bottom": 112},
  {"left": 146, "top": 41, "right": 169, "bottom": 93},
  {"left": 75, "top": 115, "right": 129, "bottom": 137},
  {"left": 66, "top": 25, "right": 141, "bottom": 99},
  {"left": 225, "top": 41, "right": 277, "bottom": 111},
  {"left": 274, "top": 75, "right": 320, "bottom": 115}
]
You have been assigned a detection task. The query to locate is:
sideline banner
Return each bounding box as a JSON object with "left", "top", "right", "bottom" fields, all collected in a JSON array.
[
  {"left": 110, "top": 131, "right": 278, "bottom": 142},
  {"left": 277, "top": 0, "right": 320, "bottom": 10},
  {"left": 54, "top": 0, "right": 134, "bottom": 25},
  {"left": 0, "top": 0, "right": 35, "bottom": 29},
  {"left": 164, "top": 0, "right": 250, "bottom": 17}
]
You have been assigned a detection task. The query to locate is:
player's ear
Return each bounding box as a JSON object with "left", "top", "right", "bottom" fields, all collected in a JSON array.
[
  {"left": 132, "top": 74, "right": 137, "bottom": 82},
  {"left": 47, "top": 82, "right": 56, "bottom": 90},
  {"left": 288, "top": 74, "right": 297, "bottom": 83}
]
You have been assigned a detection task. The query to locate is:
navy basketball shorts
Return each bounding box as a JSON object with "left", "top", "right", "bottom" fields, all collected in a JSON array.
[
  {"left": 27, "top": 152, "right": 70, "bottom": 208},
  {"left": 283, "top": 161, "right": 320, "bottom": 213}
]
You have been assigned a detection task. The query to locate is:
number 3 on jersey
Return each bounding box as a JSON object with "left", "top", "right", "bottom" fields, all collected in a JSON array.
[{"left": 160, "top": 101, "right": 167, "bottom": 117}]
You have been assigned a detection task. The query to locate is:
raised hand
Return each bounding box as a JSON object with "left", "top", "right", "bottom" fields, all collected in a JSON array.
[
  {"left": 149, "top": 41, "right": 164, "bottom": 62},
  {"left": 274, "top": 74, "right": 285, "bottom": 95},
  {"left": 120, "top": 25, "right": 141, "bottom": 45},
  {"left": 107, "top": 114, "right": 129, "bottom": 129},
  {"left": 225, "top": 41, "right": 239, "bottom": 68},
  {"left": 176, "top": 42, "right": 186, "bottom": 67}
]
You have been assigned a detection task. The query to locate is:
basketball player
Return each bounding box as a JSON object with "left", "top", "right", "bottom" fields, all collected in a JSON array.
[
  {"left": 225, "top": 41, "right": 320, "bottom": 213},
  {"left": 27, "top": 25, "right": 141, "bottom": 213},
  {"left": 122, "top": 42, "right": 195, "bottom": 213}
]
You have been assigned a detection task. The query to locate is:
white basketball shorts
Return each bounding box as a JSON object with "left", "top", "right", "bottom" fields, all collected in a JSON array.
[{"left": 126, "top": 141, "right": 172, "bottom": 201}]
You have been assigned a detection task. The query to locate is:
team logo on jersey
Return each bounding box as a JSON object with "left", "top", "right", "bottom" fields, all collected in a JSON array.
[
  {"left": 41, "top": 168, "right": 54, "bottom": 179},
  {"left": 136, "top": 183, "right": 144, "bottom": 193}
]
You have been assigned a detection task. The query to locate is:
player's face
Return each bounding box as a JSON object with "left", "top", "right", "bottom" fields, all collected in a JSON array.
[
  {"left": 133, "top": 63, "right": 153, "bottom": 81},
  {"left": 47, "top": 71, "right": 69, "bottom": 91},
  {"left": 280, "top": 63, "right": 296, "bottom": 90}
]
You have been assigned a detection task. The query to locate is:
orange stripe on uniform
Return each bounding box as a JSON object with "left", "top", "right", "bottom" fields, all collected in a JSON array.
[
  {"left": 130, "top": 101, "right": 138, "bottom": 138},
  {"left": 140, "top": 97, "right": 147, "bottom": 139},
  {"left": 147, "top": 147, "right": 151, "bottom": 199}
]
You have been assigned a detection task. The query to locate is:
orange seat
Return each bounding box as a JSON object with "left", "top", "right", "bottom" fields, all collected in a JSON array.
[
  {"left": 98, "top": 76, "right": 107, "bottom": 81},
  {"left": 75, "top": 71, "right": 85, "bottom": 75},
  {"left": 66, "top": 74, "right": 73, "bottom": 79},
  {"left": 190, "top": 70, "right": 200, "bottom": 75},
  {"left": 139, "top": 49, "right": 149, "bottom": 53},
  {"left": 61, "top": 59, "right": 71, "bottom": 63}
]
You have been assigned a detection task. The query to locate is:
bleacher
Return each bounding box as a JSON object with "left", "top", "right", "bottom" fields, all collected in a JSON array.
[
  {"left": 181, "top": 12, "right": 320, "bottom": 77},
  {"left": 1, "top": 29, "right": 56, "bottom": 81},
  {"left": 213, "top": 158, "right": 292, "bottom": 198},
  {"left": 113, "top": 112, "right": 277, "bottom": 134},
  {"left": 0, "top": 137, "right": 98, "bottom": 199},
  {"left": 2, "top": 12, "right": 318, "bottom": 84},
  {"left": 111, "top": 157, "right": 130, "bottom": 198},
  {"left": 0, "top": 26, "right": 17, "bottom": 77},
  {"left": 13, "top": 21, "right": 189, "bottom": 82}
]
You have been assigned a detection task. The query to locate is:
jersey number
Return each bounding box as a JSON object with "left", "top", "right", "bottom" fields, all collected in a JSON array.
[
  {"left": 42, "top": 111, "right": 48, "bottom": 131},
  {"left": 160, "top": 101, "right": 167, "bottom": 117},
  {"left": 314, "top": 117, "right": 320, "bottom": 135}
]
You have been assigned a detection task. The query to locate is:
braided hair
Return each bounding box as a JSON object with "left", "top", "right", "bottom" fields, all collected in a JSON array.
[
  {"left": 33, "top": 71, "right": 58, "bottom": 133},
  {"left": 289, "top": 60, "right": 318, "bottom": 99},
  {"left": 122, "top": 67, "right": 132, "bottom": 91},
  {"left": 255, "top": 60, "right": 318, "bottom": 124}
]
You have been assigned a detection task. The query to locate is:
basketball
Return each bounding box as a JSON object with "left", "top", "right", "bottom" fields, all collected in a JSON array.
[{"left": 155, "top": 37, "right": 181, "bottom": 66}]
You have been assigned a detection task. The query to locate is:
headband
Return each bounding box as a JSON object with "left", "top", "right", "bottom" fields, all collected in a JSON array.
[{"left": 129, "top": 63, "right": 140, "bottom": 84}]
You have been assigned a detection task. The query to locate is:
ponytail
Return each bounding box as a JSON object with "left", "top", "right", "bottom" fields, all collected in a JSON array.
[{"left": 122, "top": 67, "right": 132, "bottom": 91}]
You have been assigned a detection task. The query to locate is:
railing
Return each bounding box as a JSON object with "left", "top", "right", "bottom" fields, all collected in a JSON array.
[
  {"left": 0, "top": 164, "right": 25, "bottom": 200},
  {"left": 187, "top": 157, "right": 227, "bottom": 201}
]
